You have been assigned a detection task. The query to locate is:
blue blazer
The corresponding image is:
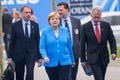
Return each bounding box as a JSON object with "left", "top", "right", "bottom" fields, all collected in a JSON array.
[{"left": 40, "top": 26, "right": 75, "bottom": 67}]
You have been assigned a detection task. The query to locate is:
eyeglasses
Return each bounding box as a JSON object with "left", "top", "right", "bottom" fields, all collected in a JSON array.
[
  {"left": 93, "top": 17, "right": 101, "bottom": 19},
  {"left": 25, "top": 12, "right": 31, "bottom": 14}
]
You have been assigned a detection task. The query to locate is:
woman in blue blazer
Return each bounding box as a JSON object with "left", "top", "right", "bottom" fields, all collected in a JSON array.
[{"left": 40, "top": 12, "right": 75, "bottom": 80}]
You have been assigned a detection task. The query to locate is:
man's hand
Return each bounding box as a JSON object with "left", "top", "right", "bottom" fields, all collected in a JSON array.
[
  {"left": 111, "top": 53, "right": 116, "bottom": 60},
  {"left": 38, "top": 59, "right": 42, "bottom": 67},
  {"left": 81, "top": 62, "right": 87, "bottom": 67},
  {"left": 2, "top": 32, "right": 5, "bottom": 37},
  {"left": 71, "top": 62, "right": 75, "bottom": 68},
  {"left": 7, "top": 58, "right": 12, "bottom": 64}
]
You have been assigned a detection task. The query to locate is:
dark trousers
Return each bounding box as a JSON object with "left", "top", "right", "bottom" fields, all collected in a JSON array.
[
  {"left": 15, "top": 56, "right": 35, "bottom": 80},
  {"left": 90, "top": 57, "right": 108, "bottom": 80},
  {"left": 45, "top": 64, "right": 71, "bottom": 80},
  {"left": 3, "top": 34, "right": 10, "bottom": 57},
  {"left": 70, "top": 58, "right": 79, "bottom": 80}
]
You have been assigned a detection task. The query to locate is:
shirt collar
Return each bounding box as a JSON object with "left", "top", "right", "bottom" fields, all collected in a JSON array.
[
  {"left": 62, "top": 16, "right": 70, "bottom": 23},
  {"left": 22, "top": 19, "right": 30, "bottom": 25},
  {"left": 91, "top": 20, "right": 100, "bottom": 25}
]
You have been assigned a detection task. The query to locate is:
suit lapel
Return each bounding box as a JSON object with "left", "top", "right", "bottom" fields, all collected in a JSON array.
[
  {"left": 48, "top": 27, "right": 57, "bottom": 39},
  {"left": 48, "top": 27, "right": 63, "bottom": 39},
  {"left": 89, "top": 22, "right": 96, "bottom": 37},
  {"left": 58, "top": 27, "right": 63, "bottom": 39},
  {"left": 30, "top": 21, "right": 33, "bottom": 38},
  {"left": 19, "top": 20, "right": 25, "bottom": 37},
  {"left": 70, "top": 17, "right": 74, "bottom": 37},
  {"left": 29, "top": 21, "right": 36, "bottom": 39},
  {"left": 100, "top": 22, "right": 104, "bottom": 43}
]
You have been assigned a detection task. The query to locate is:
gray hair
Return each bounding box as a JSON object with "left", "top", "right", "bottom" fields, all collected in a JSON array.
[{"left": 91, "top": 6, "right": 102, "bottom": 14}]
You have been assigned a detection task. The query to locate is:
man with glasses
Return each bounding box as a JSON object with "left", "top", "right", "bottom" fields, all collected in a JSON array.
[{"left": 80, "top": 6, "right": 117, "bottom": 80}]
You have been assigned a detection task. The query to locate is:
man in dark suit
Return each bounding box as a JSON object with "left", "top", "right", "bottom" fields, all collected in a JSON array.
[
  {"left": 80, "top": 6, "right": 117, "bottom": 80},
  {"left": 2, "top": 7, "right": 12, "bottom": 56},
  {"left": 57, "top": 2, "right": 81, "bottom": 80},
  {"left": 8, "top": 6, "right": 42, "bottom": 80}
]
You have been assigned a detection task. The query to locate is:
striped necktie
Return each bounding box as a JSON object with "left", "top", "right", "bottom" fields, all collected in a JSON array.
[{"left": 64, "top": 19, "right": 71, "bottom": 39}]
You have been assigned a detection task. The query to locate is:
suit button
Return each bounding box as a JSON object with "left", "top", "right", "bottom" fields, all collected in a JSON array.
[{"left": 57, "top": 50, "right": 60, "bottom": 52}]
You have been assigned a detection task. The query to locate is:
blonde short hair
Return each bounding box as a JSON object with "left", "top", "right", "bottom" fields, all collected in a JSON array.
[{"left": 48, "top": 12, "right": 61, "bottom": 24}]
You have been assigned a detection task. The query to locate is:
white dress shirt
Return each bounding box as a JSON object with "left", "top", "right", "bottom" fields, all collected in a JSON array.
[
  {"left": 61, "top": 16, "right": 73, "bottom": 43},
  {"left": 92, "top": 21, "right": 101, "bottom": 35},
  {"left": 22, "top": 19, "right": 31, "bottom": 37}
]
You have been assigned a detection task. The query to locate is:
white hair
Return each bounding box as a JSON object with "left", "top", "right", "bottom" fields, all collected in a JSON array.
[{"left": 91, "top": 6, "right": 102, "bottom": 14}]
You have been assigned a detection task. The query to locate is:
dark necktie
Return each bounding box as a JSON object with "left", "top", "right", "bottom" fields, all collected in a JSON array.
[
  {"left": 64, "top": 19, "right": 69, "bottom": 28},
  {"left": 95, "top": 23, "right": 100, "bottom": 43},
  {"left": 25, "top": 23, "right": 28, "bottom": 38},
  {"left": 64, "top": 19, "right": 70, "bottom": 34},
  {"left": 64, "top": 19, "right": 71, "bottom": 37}
]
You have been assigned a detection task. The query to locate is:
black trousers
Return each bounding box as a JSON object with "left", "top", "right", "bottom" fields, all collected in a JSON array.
[
  {"left": 15, "top": 56, "right": 35, "bottom": 80},
  {"left": 69, "top": 58, "right": 79, "bottom": 80},
  {"left": 90, "top": 57, "right": 108, "bottom": 80},
  {"left": 45, "top": 64, "right": 71, "bottom": 80}
]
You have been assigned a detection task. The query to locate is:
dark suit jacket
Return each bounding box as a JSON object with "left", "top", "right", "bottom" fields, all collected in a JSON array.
[
  {"left": 8, "top": 20, "right": 42, "bottom": 62},
  {"left": 2, "top": 13, "right": 12, "bottom": 34},
  {"left": 80, "top": 21, "right": 116, "bottom": 65},
  {"left": 70, "top": 17, "right": 81, "bottom": 59}
]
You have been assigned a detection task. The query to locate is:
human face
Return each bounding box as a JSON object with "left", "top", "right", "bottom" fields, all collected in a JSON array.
[
  {"left": 21, "top": 7, "right": 32, "bottom": 22},
  {"left": 49, "top": 15, "right": 60, "bottom": 28},
  {"left": 91, "top": 10, "right": 101, "bottom": 23},
  {"left": 57, "top": 5, "right": 68, "bottom": 18}
]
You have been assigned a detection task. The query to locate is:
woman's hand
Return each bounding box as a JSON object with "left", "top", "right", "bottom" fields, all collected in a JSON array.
[
  {"left": 71, "top": 62, "right": 76, "bottom": 68},
  {"left": 44, "top": 57, "right": 50, "bottom": 63}
]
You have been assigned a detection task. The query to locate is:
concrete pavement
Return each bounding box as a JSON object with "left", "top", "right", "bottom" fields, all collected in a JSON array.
[
  {"left": 34, "top": 59, "right": 120, "bottom": 80},
  {"left": 3, "top": 49, "right": 120, "bottom": 80}
]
